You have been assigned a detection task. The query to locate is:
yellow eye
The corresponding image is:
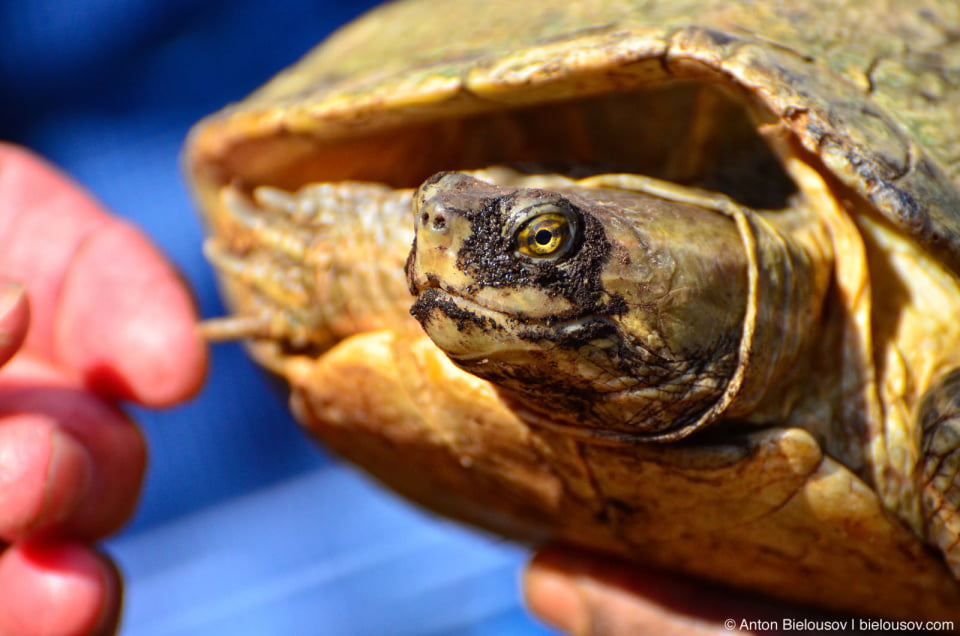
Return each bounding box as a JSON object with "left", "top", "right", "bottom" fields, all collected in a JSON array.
[{"left": 516, "top": 212, "right": 574, "bottom": 258}]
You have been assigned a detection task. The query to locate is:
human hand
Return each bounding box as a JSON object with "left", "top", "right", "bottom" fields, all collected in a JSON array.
[
  {"left": 524, "top": 547, "right": 792, "bottom": 636},
  {"left": 0, "top": 143, "right": 206, "bottom": 635}
]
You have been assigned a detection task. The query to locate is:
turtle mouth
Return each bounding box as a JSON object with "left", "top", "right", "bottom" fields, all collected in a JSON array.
[
  {"left": 410, "top": 285, "right": 614, "bottom": 361},
  {"left": 411, "top": 280, "right": 578, "bottom": 326},
  {"left": 411, "top": 283, "right": 529, "bottom": 327}
]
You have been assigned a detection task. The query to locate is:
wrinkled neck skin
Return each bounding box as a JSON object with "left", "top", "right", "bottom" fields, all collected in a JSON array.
[{"left": 406, "top": 172, "right": 833, "bottom": 442}]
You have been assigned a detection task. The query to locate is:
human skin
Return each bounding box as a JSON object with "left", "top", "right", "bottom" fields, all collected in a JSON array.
[
  {"left": 0, "top": 143, "right": 206, "bottom": 635},
  {"left": 524, "top": 548, "right": 824, "bottom": 636}
]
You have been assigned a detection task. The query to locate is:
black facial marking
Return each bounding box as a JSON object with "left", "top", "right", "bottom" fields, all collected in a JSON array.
[{"left": 452, "top": 190, "right": 622, "bottom": 322}]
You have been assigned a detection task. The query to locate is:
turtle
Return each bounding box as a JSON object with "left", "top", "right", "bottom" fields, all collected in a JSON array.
[{"left": 186, "top": 0, "right": 960, "bottom": 622}]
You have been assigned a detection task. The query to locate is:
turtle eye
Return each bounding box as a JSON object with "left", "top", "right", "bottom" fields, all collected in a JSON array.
[{"left": 515, "top": 211, "right": 576, "bottom": 259}]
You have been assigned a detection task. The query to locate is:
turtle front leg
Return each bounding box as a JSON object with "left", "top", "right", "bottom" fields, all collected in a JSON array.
[{"left": 919, "top": 368, "right": 960, "bottom": 577}]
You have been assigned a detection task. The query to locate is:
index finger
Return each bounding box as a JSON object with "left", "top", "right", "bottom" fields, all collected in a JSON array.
[{"left": 0, "top": 143, "right": 206, "bottom": 406}]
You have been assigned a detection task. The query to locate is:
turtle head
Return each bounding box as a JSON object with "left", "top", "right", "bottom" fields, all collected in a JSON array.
[
  {"left": 406, "top": 171, "right": 761, "bottom": 441},
  {"left": 407, "top": 171, "right": 616, "bottom": 354}
]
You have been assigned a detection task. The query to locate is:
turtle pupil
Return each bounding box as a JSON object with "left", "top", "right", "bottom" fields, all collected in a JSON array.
[{"left": 514, "top": 209, "right": 576, "bottom": 259}]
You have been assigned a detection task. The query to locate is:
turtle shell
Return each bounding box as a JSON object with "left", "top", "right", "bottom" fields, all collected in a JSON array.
[
  {"left": 187, "top": 0, "right": 960, "bottom": 622},
  {"left": 187, "top": 0, "right": 960, "bottom": 270}
]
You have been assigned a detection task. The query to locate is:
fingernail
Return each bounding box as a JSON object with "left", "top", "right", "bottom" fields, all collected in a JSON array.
[
  {"left": 525, "top": 561, "right": 590, "bottom": 635},
  {"left": 0, "top": 416, "right": 92, "bottom": 540},
  {"left": 0, "top": 282, "right": 27, "bottom": 354},
  {"left": 43, "top": 427, "right": 94, "bottom": 530},
  {"left": 0, "top": 281, "right": 24, "bottom": 317}
]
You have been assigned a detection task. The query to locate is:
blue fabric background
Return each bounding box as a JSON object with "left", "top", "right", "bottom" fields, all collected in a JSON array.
[{"left": 0, "top": 2, "right": 556, "bottom": 634}]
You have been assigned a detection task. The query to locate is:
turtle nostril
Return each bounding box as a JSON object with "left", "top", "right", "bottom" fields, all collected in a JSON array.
[{"left": 418, "top": 205, "right": 451, "bottom": 235}]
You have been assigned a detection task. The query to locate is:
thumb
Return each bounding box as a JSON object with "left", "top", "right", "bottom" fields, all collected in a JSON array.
[{"left": 0, "top": 281, "right": 28, "bottom": 367}]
